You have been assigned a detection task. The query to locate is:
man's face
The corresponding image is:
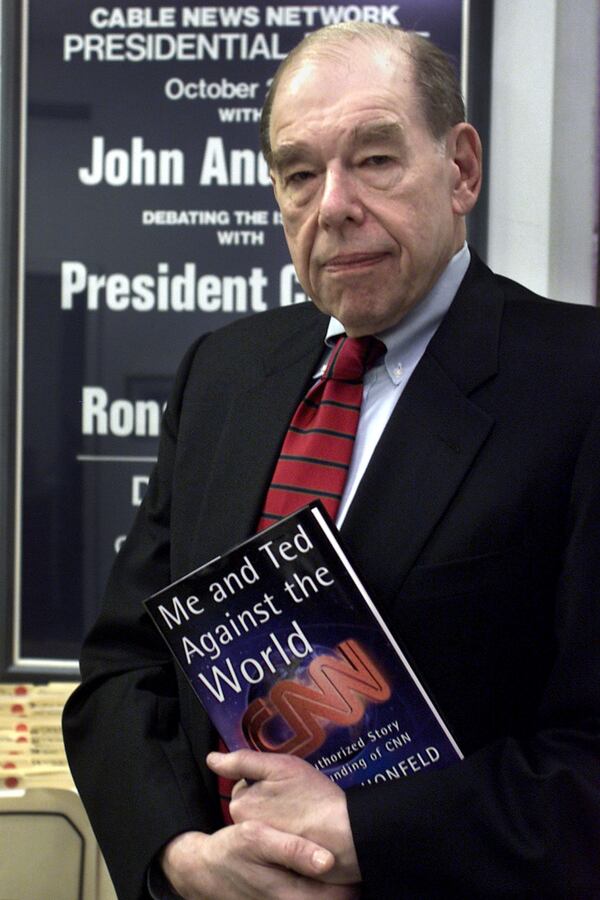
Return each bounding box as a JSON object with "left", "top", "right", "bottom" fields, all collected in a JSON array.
[{"left": 269, "top": 41, "right": 468, "bottom": 336}]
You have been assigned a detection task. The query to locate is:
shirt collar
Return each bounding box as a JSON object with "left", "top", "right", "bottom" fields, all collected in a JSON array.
[{"left": 324, "top": 243, "right": 470, "bottom": 385}]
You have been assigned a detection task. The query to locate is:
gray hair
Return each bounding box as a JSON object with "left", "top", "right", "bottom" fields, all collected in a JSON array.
[{"left": 260, "top": 23, "right": 466, "bottom": 165}]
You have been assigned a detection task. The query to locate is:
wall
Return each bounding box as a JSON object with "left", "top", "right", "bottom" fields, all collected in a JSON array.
[{"left": 487, "top": 0, "right": 598, "bottom": 304}]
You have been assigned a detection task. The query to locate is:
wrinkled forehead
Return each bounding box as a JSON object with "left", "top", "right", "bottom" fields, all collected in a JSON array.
[
  {"left": 270, "top": 39, "right": 420, "bottom": 139},
  {"left": 278, "top": 35, "right": 414, "bottom": 97}
]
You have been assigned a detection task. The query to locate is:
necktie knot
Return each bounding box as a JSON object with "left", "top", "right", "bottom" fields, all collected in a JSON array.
[{"left": 324, "top": 335, "right": 386, "bottom": 383}]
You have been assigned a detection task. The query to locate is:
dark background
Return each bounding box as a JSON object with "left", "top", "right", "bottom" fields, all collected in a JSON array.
[{"left": 0, "top": 0, "right": 491, "bottom": 676}]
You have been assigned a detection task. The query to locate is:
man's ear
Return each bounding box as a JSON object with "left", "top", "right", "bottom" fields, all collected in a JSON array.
[{"left": 448, "top": 123, "right": 482, "bottom": 216}]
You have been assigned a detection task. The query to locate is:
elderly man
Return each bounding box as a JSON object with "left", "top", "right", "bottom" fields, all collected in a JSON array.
[{"left": 64, "top": 23, "right": 600, "bottom": 900}]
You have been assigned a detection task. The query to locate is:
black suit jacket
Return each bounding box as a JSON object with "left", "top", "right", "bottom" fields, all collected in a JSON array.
[{"left": 63, "top": 254, "right": 600, "bottom": 899}]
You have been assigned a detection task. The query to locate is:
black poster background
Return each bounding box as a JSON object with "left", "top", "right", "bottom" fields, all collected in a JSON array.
[{"left": 17, "top": 0, "right": 464, "bottom": 669}]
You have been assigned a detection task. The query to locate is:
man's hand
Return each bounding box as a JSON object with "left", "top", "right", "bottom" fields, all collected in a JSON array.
[
  {"left": 160, "top": 826, "right": 359, "bottom": 900},
  {"left": 206, "top": 749, "right": 362, "bottom": 886}
]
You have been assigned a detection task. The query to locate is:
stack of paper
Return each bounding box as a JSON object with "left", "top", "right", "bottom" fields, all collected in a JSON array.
[{"left": 0, "top": 683, "right": 79, "bottom": 790}]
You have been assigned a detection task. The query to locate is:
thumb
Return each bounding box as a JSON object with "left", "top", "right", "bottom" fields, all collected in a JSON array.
[
  {"left": 207, "top": 748, "right": 291, "bottom": 783},
  {"left": 240, "top": 821, "right": 335, "bottom": 878}
]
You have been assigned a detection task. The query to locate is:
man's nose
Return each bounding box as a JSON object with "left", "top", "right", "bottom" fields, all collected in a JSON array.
[{"left": 318, "top": 165, "right": 364, "bottom": 229}]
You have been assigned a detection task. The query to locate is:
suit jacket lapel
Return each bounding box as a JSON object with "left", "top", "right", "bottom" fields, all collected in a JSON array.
[
  {"left": 189, "top": 309, "right": 328, "bottom": 562},
  {"left": 341, "top": 255, "right": 503, "bottom": 609}
]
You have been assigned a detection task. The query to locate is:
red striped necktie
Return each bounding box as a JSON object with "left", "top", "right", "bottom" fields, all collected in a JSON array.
[
  {"left": 258, "top": 333, "right": 386, "bottom": 529},
  {"left": 217, "top": 333, "right": 385, "bottom": 823}
]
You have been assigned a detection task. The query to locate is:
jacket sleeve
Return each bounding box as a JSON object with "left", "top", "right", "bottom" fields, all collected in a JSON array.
[
  {"left": 347, "top": 403, "right": 600, "bottom": 899},
  {"left": 63, "top": 337, "right": 219, "bottom": 900}
]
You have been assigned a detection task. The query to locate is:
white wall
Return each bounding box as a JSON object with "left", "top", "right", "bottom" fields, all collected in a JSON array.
[{"left": 487, "top": 0, "right": 598, "bottom": 305}]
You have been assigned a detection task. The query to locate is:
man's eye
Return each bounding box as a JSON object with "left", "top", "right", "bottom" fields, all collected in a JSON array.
[
  {"left": 287, "top": 170, "right": 313, "bottom": 185},
  {"left": 363, "top": 155, "right": 392, "bottom": 167}
]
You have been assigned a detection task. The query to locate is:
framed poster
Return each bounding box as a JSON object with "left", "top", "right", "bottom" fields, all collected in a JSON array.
[{"left": 1, "top": 0, "right": 488, "bottom": 677}]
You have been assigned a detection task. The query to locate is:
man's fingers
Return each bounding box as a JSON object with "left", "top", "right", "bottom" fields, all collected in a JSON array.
[
  {"left": 237, "top": 819, "right": 335, "bottom": 878},
  {"left": 230, "top": 777, "right": 250, "bottom": 801},
  {"left": 207, "top": 748, "right": 295, "bottom": 783}
]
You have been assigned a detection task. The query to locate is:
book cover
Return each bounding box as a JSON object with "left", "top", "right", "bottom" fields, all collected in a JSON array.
[{"left": 144, "top": 502, "right": 462, "bottom": 789}]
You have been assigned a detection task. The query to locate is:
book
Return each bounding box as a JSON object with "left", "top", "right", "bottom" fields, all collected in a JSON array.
[{"left": 144, "top": 501, "right": 462, "bottom": 789}]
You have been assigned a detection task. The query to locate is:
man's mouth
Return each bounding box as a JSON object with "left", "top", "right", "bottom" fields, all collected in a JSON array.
[{"left": 324, "top": 252, "right": 388, "bottom": 272}]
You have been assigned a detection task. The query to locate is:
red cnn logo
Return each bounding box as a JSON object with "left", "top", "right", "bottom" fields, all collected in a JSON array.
[{"left": 241, "top": 639, "right": 391, "bottom": 758}]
